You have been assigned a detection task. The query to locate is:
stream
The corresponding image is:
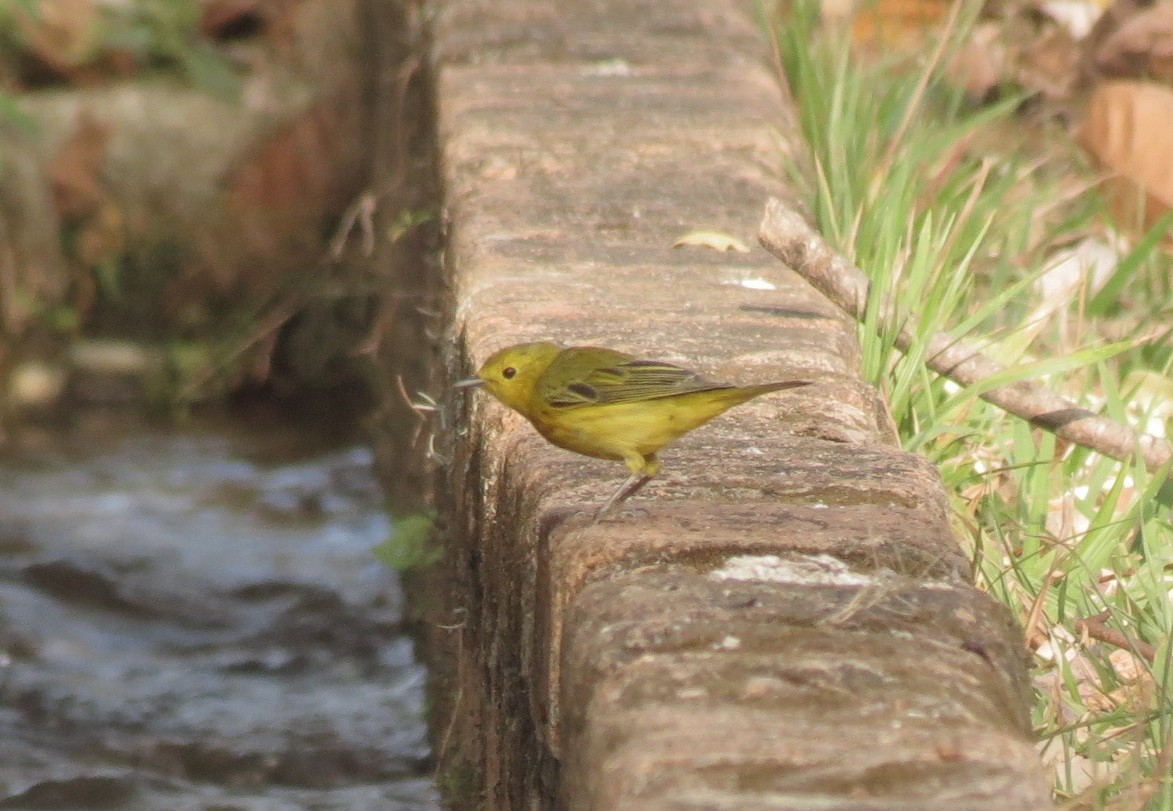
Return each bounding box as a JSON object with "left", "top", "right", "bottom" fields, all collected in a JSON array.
[{"left": 0, "top": 404, "right": 437, "bottom": 810}]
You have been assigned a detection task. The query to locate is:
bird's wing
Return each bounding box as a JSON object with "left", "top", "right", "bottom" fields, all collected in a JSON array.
[{"left": 541, "top": 354, "right": 723, "bottom": 408}]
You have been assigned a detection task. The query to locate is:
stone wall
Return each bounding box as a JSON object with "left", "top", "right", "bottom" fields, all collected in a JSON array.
[{"left": 429, "top": 0, "right": 1051, "bottom": 807}]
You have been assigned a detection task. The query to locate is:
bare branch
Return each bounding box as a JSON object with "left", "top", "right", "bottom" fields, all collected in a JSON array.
[
  {"left": 1074, "top": 615, "right": 1157, "bottom": 663},
  {"left": 758, "top": 198, "right": 1173, "bottom": 476}
]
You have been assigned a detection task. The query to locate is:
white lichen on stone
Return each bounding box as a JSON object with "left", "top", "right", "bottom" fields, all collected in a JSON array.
[
  {"left": 710, "top": 553, "right": 872, "bottom": 586},
  {"left": 716, "top": 635, "right": 742, "bottom": 650},
  {"left": 739, "top": 278, "right": 776, "bottom": 290}
]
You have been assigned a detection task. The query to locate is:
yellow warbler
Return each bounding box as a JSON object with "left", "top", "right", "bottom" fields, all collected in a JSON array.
[{"left": 457, "top": 342, "right": 811, "bottom": 520}]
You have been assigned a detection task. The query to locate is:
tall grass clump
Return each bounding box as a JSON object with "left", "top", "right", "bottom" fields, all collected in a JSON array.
[{"left": 771, "top": 2, "right": 1173, "bottom": 806}]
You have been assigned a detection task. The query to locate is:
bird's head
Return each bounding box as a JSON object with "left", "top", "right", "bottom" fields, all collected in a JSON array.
[{"left": 456, "top": 341, "right": 563, "bottom": 417}]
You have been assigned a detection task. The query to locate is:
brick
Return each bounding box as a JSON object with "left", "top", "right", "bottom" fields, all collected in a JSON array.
[{"left": 561, "top": 569, "right": 1046, "bottom": 809}]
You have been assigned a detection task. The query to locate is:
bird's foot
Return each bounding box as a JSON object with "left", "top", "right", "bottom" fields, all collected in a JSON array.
[
  {"left": 613, "top": 506, "right": 649, "bottom": 521},
  {"left": 590, "top": 505, "right": 648, "bottom": 524}
]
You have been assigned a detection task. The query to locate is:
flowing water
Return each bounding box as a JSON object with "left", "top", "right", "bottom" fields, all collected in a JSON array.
[{"left": 0, "top": 405, "right": 437, "bottom": 810}]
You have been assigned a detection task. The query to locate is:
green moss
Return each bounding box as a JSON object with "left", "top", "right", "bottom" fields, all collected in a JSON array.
[{"left": 374, "top": 511, "right": 442, "bottom": 571}]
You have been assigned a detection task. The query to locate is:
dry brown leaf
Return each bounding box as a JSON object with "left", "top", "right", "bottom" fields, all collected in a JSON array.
[
  {"left": 1037, "top": 0, "right": 1103, "bottom": 40},
  {"left": 946, "top": 23, "right": 1005, "bottom": 102},
  {"left": 1094, "top": 0, "right": 1173, "bottom": 83},
  {"left": 1108, "top": 648, "right": 1147, "bottom": 682},
  {"left": 849, "top": 0, "right": 950, "bottom": 49},
  {"left": 1078, "top": 81, "right": 1173, "bottom": 230},
  {"left": 1081, "top": 0, "right": 1159, "bottom": 85},
  {"left": 672, "top": 230, "right": 750, "bottom": 253},
  {"left": 1036, "top": 236, "right": 1120, "bottom": 302},
  {"left": 1016, "top": 28, "right": 1081, "bottom": 100}
]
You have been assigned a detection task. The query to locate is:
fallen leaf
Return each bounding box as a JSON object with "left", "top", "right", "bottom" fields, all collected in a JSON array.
[
  {"left": 1044, "top": 490, "right": 1092, "bottom": 543},
  {"left": 1035, "top": 236, "right": 1121, "bottom": 304},
  {"left": 1037, "top": 739, "right": 1103, "bottom": 797},
  {"left": 850, "top": 0, "right": 949, "bottom": 49},
  {"left": 1078, "top": 81, "right": 1173, "bottom": 230},
  {"left": 1038, "top": 0, "right": 1104, "bottom": 39},
  {"left": 1015, "top": 28, "right": 1080, "bottom": 100},
  {"left": 1024, "top": 234, "right": 1124, "bottom": 345},
  {"left": 1081, "top": 0, "right": 1158, "bottom": 84},
  {"left": 672, "top": 230, "right": 750, "bottom": 253},
  {"left": 1108, "top": 648, "right": 1145, "bottom": 682},
  {"left": 1093, "top": 0, "right": 1173, "bottom": 83},
  {"left": 946, "top": 23, "right": 1005, "bottom": 103}
]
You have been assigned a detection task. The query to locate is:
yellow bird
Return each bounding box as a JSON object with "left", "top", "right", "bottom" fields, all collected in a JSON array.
[{"left": 457, "top": 342, "right": 811, "bottom": 520}]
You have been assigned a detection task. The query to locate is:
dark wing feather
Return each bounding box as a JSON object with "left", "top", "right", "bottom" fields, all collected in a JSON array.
[{"left": 541, "top": 353, "right": 725, "bottom": 408}]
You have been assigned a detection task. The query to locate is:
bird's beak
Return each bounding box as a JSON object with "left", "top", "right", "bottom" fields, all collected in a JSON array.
[{"left": 454, "top": 376, "right": 485, "bottom": 389}]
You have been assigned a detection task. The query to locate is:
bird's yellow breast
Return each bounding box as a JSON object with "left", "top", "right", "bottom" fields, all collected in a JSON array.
[{"left": 531, "top": 391, "right": 742, "bottom": 462}]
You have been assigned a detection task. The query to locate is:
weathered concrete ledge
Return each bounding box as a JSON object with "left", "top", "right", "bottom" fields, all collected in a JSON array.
[{"left": 432, "top": 1, "right": 1051, "bottom": 807}]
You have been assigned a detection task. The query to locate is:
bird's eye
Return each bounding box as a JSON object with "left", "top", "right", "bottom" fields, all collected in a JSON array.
[{"left": 502, "top": 367, "right": 517, "bottom": 379}]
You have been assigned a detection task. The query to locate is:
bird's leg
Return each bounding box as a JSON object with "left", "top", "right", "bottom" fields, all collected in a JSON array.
[
  {"left": 593, "top": 453, "right": 658, "bottom": 523},
  {"left": 593, "top": 474, "right": 652, "bottom": 523}
]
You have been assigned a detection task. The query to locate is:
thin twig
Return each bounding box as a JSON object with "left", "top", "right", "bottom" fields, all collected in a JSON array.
[
  {"left": 327, "top": 48, "right": 425, "bottom": 260},
  {"left": 1074, "top": 615, "right": 1157, "bottom": 663},
  {"left": 758, "top": 198, "right": 1173, "bottom": 477},
  {"left": 435, "top": 607, "right": 467, "bottom": 768},
  {"left": 176, "top": 297, "right": 302, "bottom": 400},
  {"left": 1023, "top": 569, "right": 1055, "bottom": 650},
  {"left": 329, "top": 190, "right": 377, "bottom": 259}
]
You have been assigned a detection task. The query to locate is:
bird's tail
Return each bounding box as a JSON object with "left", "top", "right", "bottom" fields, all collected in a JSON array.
[
  {"left": 699, "top": 379, "right": 812, "bottom": 412},
  {"left": 754, "top": 380, "right": 813, "bottom": 395},
  {"left": 736, "top": 380, "right": 813, "bottom": 404}
]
